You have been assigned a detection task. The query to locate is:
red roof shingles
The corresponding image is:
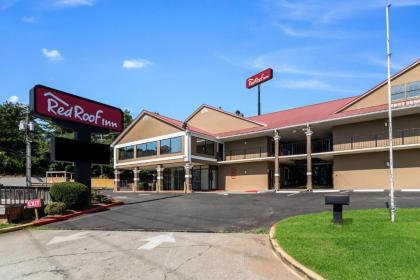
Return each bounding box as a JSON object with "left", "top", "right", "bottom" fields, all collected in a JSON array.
[
  {"left": 216, "top": 96, "right": 359, "bottom": 137},
  {"left": 145, "top": 95, "right": 391, "bottom": 138}
]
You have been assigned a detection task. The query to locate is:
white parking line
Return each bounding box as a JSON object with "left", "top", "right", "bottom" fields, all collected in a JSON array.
[
  {"left": 276, "top": 191, "right": 300, "bottom": 194},
  {"left": 312, "top": 190, "right": 340, "bottom": 193},
  {"left": 287, "top": 192, "right": 299, "bottom": 197},
  {"left": 401, "top": 189, "right": 420, "bottom": 192},
  {"left": 353, "top": 189, "right": 385, "bottom": 192}
]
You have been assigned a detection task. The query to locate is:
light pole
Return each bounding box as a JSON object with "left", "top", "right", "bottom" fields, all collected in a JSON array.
[
  {"left": 19, "top": 106, "right": 35, "bottom": 189},
  {"left": 386, "top": 2, "right": 396, "bottom": 222}
]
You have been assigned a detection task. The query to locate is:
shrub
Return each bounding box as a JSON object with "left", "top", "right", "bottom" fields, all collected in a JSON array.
[
  {"left": 91, "top": 190, "right": 112, "bottom": 204},
  {"left": 44, "top": 202, "right": 66, "bottom": 216},
  {"left": 49, "top": 182, "right": 90, "bottom": 210}
]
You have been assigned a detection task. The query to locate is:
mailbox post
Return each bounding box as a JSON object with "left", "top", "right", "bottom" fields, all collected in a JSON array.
[{"left": 325, "top": 195, "right": 350, "bottom": 224}]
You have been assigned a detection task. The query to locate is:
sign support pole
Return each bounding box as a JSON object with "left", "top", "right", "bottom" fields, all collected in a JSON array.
[
  {"left": 257, "top": 84, "right": 261, "bottom": 116},
  {"left": 74, "top": 127, "right": 92, "bottom": 189}
]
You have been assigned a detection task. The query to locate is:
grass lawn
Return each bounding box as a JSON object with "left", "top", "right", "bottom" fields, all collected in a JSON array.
[
  {"left": 0, "top": 223, "right": 16, "bottom": 229},
  {"left": 275, "top": 208, "right": 420, "bottom": 280}
]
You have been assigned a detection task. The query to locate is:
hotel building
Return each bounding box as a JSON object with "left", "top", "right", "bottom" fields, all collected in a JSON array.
[{"left": 111, "top": 60, "right": 420, "bottom": 192}]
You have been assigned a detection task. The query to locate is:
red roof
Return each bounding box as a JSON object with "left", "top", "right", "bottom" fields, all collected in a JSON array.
[{"left": 215, "top": 96, "right": 359, "bottom": 137}]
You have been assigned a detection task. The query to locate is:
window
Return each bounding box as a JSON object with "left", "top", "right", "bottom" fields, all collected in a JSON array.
[
  {"left": 391, "top": 81, "right": 420, "bottom": 101},
  {"left": 407, "top": 81, "right": 420, "bottom": 99},
  {"left": 136, "top": 141, "right": 157, "bottom": 157},
  {"left": 195, "top": 137, "right": 215, "bottom": 156},
  {"left": 160, "top": 136, "right": 182, "bottom": 154},
  {"left": 118, "top": 146, "right": 134, "bottom": 160},
  {"left": 391, "top": 84, "right": 405, "bottom": 101}
]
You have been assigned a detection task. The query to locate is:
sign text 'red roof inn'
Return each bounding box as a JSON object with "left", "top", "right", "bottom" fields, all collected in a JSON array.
[
  {"left": 30, "top": 85, "right": 123, "bottom": 132},
  {"left": 246, "top": 68, "right": 273, "bottom": 89}
]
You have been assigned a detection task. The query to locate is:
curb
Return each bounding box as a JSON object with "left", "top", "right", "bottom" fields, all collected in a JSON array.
[
  {"left": 0, "top": 223, "right": 33, "bottom": 234},
  {"left": 0, "top": 201, "right": 124, "bottom": 233},
  {"left": 33, "top": 201, "right": 124, "bottom": 227},
  {"left": 269, "top": 224, "right": 325, "bottom": 280}
]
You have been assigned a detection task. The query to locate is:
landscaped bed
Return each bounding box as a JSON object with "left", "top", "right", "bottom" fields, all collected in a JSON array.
[{"left": 275, "top": 208, "right": 420, "bottom": 280}]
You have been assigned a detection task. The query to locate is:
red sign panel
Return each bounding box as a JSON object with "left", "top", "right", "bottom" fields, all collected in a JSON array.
[
  {"left": 30, "top": 85, "right": 123, "bottom": 132},
  {"left": 26, "top": 199, "right": 43, "bottom": 209},
  {"left": 246, "top": 68, "right": 273, "bottom": 89}
]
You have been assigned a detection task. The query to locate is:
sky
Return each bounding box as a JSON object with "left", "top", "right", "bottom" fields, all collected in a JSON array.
[{"left": 0, "top": 0, "right": 419, "bottom": 121}]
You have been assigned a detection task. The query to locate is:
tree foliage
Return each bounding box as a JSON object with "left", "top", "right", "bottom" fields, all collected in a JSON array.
[{"left": 0, "top": 101, "right": 133, "bottom": 176}]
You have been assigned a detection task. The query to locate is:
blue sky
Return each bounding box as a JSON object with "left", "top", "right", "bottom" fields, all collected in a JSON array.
[{"left": 1, "top": 0, "right": 419, "bottom": 120}]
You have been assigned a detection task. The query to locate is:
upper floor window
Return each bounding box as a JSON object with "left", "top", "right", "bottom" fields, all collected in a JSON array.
[
  {"left": 392, "top": 81, "right": 420, "bottom": 101},
  {"left": 136, "top": 141, "right": 157, "bottom": 157},
  {"left": 160, "top": 136, "right": 182, "bottom": 154},
  {"left": 195, "top": 137, "right": 215, "bottom": 156},
  {"left": 118, "top": 146, "right": 134, "bottom": 160}
]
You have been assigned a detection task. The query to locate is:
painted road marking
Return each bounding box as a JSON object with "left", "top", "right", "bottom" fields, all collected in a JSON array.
[
  {"left": 276, "top": 191, "right": 299, "bottom": 194},
  {"left": 312, "top": 190, "right": 340, "bottom": 193},
  {"left": 287, "top": 193, "right": 299, "bottom": 197},
  {"left": 353, "top": 189, "right": 385, "bottom": 192},
  {"left": 401, "top": 189, "right": 420, "bottom": 192},
  {"left": 138, "top": 233, "right": 176, "bottom": 251},
  {"left": 47, "top": 232, "right": 90, "bottom": 245}
]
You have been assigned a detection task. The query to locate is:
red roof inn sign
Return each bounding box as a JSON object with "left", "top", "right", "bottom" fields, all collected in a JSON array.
[
  {"left": 245, "top": 68, "right": 273, "bottom": 89},
  {"left": 30, "top": 85, "right": 123, "bottom": 132}
]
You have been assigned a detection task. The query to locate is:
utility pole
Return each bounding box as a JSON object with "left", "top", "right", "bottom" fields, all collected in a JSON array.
[
  {"left": 386, "top": 1, "right": 396, "bottom": 223},
  {"left": 19, "top": 107, "right": 34, "bottom": 189}
]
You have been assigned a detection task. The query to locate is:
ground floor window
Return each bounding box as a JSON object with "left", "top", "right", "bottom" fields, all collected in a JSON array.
[
  {"left": 192, "top": 165, "right": 217, "bottom": 191},
  {"left": 163, "top": 167, "right": 185, "bottom": 190}
]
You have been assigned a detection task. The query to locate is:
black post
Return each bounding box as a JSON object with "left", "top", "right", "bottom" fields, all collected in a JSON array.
[
  {"left": 257, "top": 84, "right": 261, "bottom": 116},
  {"left": 333, "top": 204, "right": 343, "bottom": 224},
  {"left": 74, "top": 127, "right": 92, "bottom": 189}
]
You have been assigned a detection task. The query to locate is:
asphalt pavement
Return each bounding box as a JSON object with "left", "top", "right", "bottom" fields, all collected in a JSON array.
[{"left": 49, "top": 191, "right": 420, "bottom": 232}]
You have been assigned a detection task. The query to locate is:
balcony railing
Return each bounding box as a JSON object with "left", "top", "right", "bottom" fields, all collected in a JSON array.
[
  {"left": 225, "top": 146, "right": 269, "bottom": 161},
  {"left": 281, "top": 139, "right": 333, "bottom": 156},
  {"left": 334, "top": 127, "right": 420, "bottom": 151}
]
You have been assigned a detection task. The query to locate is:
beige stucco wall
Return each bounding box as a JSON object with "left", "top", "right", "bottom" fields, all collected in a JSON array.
[
  {"left": 344, "top": 63, "right": 420, "bottom": 111},
  {"left": 117, "top": 114, "right": 181, "bottom": 144},
  {"left": 218, "top": 162, "right": 270, "bottom": 191},
  {"left": 225, "top": 137, "right": 271, "bottom": 161},
  {"left": 187, "top": 106, "right": 261, "bottom": 134},
  {"left": 333, "top": 113, "right": 420, "bottom": 150},
  {"left": 333, "top": 149, "right": 420, "bottom": 189}
]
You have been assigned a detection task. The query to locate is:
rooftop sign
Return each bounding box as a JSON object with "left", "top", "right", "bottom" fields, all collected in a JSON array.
[
  {"left": 246, "top": 68, "right": 273, "bottom": 89},
  {"left": 30, "top": 84, "right": 123, "bottom": 132}
]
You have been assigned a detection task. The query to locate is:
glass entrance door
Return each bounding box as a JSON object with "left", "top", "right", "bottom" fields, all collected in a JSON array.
[{"left": 192, "top": 165, "right": 217, "bottom": 191}]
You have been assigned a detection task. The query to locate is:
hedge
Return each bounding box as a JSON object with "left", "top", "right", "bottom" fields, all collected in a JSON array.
[{"left": 49, "top": 182, "right": 90, "bottom": 210}]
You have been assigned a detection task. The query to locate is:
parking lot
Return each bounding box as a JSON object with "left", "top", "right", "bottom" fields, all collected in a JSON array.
[{"left": 49, "top": 191, "right": 420, "bottom": 232}]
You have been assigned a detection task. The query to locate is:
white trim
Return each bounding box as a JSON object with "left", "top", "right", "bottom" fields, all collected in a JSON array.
[
  {"left": 401, "top": 189, "right": 420, "bottom": 192},
  {"left": 115, "top": 155, "right": 184, "bottom": 167},
  {"left": 191, "top": 155, "right": 218, "bottom": 162},
  {"left": 114, "top": 132, "right": 185, "bottom": 149},
  {"left": 353, "top": 189, "right": 384, "bottom": 192},
  {"left": 185, "top": 175, "right": 192, "bottom": 178},
  {"left": 312, "top": 189, "right": 340, "bottom": 193}
]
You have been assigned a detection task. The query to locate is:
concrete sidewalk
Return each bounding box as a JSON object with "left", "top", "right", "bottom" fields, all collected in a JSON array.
[{"left": 0, "top": 229, "right": 298, "bottom": 280}]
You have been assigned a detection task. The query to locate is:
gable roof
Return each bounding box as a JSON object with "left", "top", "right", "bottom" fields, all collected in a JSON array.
[
  {"left": 335, "top": 59, "right": 420, "bottom": 113},
  {"left": 111, "top": 110, "right": 217, "bottom": 146},
  {"left": 216, "top": 96, "right": 358, "bottom": 137},
  {"left": 185, "top": 104, "right": 266, "bottom": 127}
]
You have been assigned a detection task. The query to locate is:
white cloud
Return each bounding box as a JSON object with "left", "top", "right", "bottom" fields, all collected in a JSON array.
[
  {"left": 42, "top": 48, "right": 63, "bottom": 61},
  {"left": 8, "top": 95, "right": 19, "bottom": 103},
  {"left": 0, "top": 0, "right": 17, "bottom": 9},
  {"left": 22, "top": 16, "right": 35, "bottom": 23},
  {"left": 250, "top": 48, "right": 382, "bottom": 79},
  {"left": 54, "top": 0, "right": 94, "bottom": 7},
  {"left": 266, "top": 0, "right": 420, "bottom": 25},
  {"left": 276, "top": 79, "right": 355, "bottom": 93},
  {"left": 122, "top": 59, "right": 152, "bottom": 69}
]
